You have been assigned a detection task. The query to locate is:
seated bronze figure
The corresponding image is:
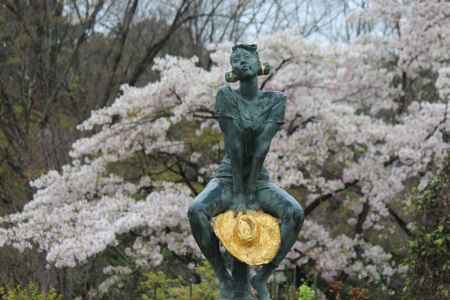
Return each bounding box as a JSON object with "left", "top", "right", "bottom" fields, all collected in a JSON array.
[{"left": 188, "top": 44, "right": 304, "bottom": 300}]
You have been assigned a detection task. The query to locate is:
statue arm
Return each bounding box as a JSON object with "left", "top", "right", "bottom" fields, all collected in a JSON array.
[
  {"left": 215, "top": 88, "right": 246, "bottom": 198},
  {"left": 248, "top": 94, "right": 286, "bottom": 195}
]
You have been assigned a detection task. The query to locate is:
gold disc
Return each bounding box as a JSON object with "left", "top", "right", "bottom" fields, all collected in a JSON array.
[{"left": 212, "top": 210, "right": 281, "bottom": 266}]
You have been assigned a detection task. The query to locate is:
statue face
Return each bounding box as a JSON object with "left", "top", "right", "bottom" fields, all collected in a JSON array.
[{"left": 230, "top": 48, "right": 259, "bottom": 80}]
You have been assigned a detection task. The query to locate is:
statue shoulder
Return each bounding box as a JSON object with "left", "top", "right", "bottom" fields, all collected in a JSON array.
[
  {"left": 263, "top": 90, "right": 287, "bottom": 108},
  {"left": 263, "top": 91, "right": 287, "bottom": 124},
  {"left": 215, "top": 86, "right": 237, "bottom": 115},
  {"left": 216, "top": 85, "right": 233, "bottom": 100},
  {"left": 265, "top": 90, "right": 286, "bottom": 100}
]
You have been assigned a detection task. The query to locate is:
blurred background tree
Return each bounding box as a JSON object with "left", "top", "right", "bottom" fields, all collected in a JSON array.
[{"left": 0, "top": 1, "right": 448, "bottom": 299}]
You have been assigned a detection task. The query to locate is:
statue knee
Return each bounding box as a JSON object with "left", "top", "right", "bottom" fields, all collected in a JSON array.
[
  {"left": 188, "top": 202, "right": 207, "bottom": 224},
  {"left": 293, "top": 203, "right": 304, "bottom": 229},
  {"left": 286, "top": 202, "right": 304, "bottom": 228},
  {"left": 188, "top": 202, "right": 200, "bottom": 221}
]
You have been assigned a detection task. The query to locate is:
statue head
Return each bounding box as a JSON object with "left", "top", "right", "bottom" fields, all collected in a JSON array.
[{"left": 225, "top": 44, "right": 270, "bottom": 83}]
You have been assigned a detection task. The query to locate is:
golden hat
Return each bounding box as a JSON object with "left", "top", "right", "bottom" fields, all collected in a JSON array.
[{"left": 212, "top": 210, "right": 281, "bottom": 266}]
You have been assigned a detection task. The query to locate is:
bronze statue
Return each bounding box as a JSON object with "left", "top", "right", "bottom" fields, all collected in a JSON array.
[{"left": 188, "top": 44, "right": 304, "bottom": 300}]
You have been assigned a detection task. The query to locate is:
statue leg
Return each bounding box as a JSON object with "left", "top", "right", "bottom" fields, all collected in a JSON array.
[
  {"left": 229, "top": 257, "right": 253, "bottom": 299},
  {"left": 250, "top": 183, "right": 304, "bottom": 300},
  {"left": 187, "top": 178, "right": 234, "bottom": 299},
  {"left": 222, "top": 250, "right": 253, "bottom": 300}
]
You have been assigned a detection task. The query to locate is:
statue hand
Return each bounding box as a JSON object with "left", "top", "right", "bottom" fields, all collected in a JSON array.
[
  {"left": 247, "top": 190, "right": 260, "bottom": 210},
  {"left": 231, "top": 193, "right": 247, "bottom": 213},
  {"left": 231, "top": 202, "right": 247, "bottom": 214},
  {"left": 247, "top": 190, "right": 254, "bottom": 205},
  {"left": 230, "top": 192, "right": 260, "bottom": 212},
  {"left": 247, "top": 181, "right": 258, "bottom": 204}
]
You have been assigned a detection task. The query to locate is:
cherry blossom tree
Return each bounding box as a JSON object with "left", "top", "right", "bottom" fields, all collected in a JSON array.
[{"left": 0, "top": 0, "right": 449, "bottom": 296}]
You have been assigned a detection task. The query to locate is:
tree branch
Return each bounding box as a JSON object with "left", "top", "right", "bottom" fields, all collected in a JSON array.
[
  {"left": 128, "top": 0, "right": 193, "bottom": 86},
  {"left": 304, "top": 180, "right": 359, "bottom": 216},
  {"left": 99, "top": 0, "right": 140, "bottom": 108}
]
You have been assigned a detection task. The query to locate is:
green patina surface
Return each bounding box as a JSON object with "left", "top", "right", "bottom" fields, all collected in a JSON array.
[{"left": 187, "top": 44, "right": 304, "bottom": 300}]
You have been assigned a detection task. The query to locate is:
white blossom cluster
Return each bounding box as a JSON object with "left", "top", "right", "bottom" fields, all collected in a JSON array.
[
  {"left": 0, "top": 0, "right": 449, "bottom": 290},
  {"left": 1, "top": 157, "right": 196, "bottom": 268},
  {"left": 286, "top": 220, "right": 404, "bottom": 284},
  {"left": 355, "top": 0, "right": 450, "bottom": 78},
  {"left": 123, "top": 182, "right": 201, "bottom": 268}
]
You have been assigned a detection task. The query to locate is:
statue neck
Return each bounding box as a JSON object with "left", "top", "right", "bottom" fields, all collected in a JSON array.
[{"left": 239, "top": 76, "right": 258, "bottom": 101}]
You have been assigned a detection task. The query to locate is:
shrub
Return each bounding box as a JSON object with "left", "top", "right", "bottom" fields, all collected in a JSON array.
[
  {"left": 139, "top": 260, "right": 218, "bottom": 300},
  {"left": 298, "top": 283, "right": 315, "bottom": 300},
  {"left": 0, "top": 283, "right": 62, "bottom": 300},
  {"left": 402, "top": 161, "right": 450, "bottom": 299}
]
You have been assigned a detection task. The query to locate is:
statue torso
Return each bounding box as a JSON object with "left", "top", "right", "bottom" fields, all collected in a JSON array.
[{"left": 214, "top": 86, "right": 286, "bottom": 182}]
